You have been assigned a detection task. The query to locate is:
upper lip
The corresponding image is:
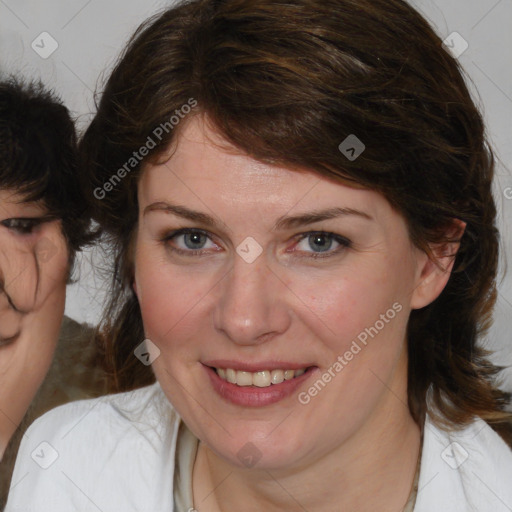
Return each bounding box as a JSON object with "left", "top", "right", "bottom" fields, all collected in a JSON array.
[{"left": 203, "top": 360, "right": 315, "bottom": 372}]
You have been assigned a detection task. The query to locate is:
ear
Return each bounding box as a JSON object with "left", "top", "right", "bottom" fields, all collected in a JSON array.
[
  {"left": 132, "top": 279, "right": 138, "bottom": 297},
  {"left": 410, "top": 219, "right": 466, "bottom": 310}
]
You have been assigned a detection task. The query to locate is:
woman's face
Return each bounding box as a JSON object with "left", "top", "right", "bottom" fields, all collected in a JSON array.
[
  {"left": 0, "top": 190, "right": 68, "bottom": 455},
  {"left": 133, "top": 116, "right": 436, "bottom": 470}
]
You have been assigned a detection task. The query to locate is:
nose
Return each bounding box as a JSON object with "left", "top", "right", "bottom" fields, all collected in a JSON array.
[
  {"left": 0, "top": 237, "right": 38, "bottom": 314},
  {"left": 213, "top": 252, "right": 292, "bottom": 346}
]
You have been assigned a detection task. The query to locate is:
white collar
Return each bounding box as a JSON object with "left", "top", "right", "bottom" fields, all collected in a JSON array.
[{"left": 414, "top": 414, "right": 512, "bottom": 511}]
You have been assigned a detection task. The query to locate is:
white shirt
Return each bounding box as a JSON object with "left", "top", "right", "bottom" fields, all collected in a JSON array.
[{"left": 5, "top": 382, "right": 512, "bottom": 511}]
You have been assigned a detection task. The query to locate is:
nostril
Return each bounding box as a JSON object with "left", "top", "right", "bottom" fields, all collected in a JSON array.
[
  {"left": 0, "top": 257, "right": 39, "bottom": 314},
  {"left": 6, "top": 293, "right": 21, "bottom": 312},
  {"left": 0, "top": 283, "right": 22, "bottom": 313},
  {"left": 0, "top": 297, "right": 22, "bottom": 342}
]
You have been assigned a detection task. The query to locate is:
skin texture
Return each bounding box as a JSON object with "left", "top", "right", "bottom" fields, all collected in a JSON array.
[
  {"left": 0, "top": 190, "right": 68, "bottom": 459},
  {"left": 132, "top": 116, "right": 461, "bottom": 512}
]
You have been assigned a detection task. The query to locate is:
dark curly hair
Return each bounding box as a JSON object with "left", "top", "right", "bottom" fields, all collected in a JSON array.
[
  {"left": 0, "top": 76, "right": 97, "bottom": 272},
  {"left": 80, "top": 0, "right": 511, "bottom": 432}
]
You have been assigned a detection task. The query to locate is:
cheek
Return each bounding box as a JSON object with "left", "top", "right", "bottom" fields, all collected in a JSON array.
[
  {"left": 134, "top": 251, "right": 208, "bottom": 347},
  {"left": 287, "top": 266, "right": 398, "bottom": 353}
]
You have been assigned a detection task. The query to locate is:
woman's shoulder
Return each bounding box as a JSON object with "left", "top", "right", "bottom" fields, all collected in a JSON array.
[
  {"left": 427, "top": 414, "right": 512, "bottom": 471},
  {"left": 5, "top": 383, "right": 180, "bottom": 512},
  {"left": 415, "top": 414, "right": 512, "bottom": 512},
  {"left": 24, "top": 381, "right": 176, "bottom": 438}
]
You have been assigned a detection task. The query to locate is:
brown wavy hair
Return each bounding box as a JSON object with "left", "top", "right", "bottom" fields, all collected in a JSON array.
[{"left": 80, "top": 0, "right": 512, "bottom": 433}]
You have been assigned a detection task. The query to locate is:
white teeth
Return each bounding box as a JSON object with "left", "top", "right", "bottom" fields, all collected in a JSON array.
[
  {"left": 271, "top": 369, "right": 284, "bottom": 384},
  {"left": 253, "top": 371, "right": 271, "bottom": 387},
  {"left": 215, "top": 367, "right": 307, "bottom": 387},
  {"left": 284, "top": 369, "right": 294, "bottom": 380},
  {"left": 237, "top": 371, "right": 253, "bottom": 386}
]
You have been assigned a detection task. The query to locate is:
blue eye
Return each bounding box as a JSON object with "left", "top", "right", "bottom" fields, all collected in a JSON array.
[
  {"left": 294, "top": 231, "right": 351, "bottom": 258},
  {"left": 163, "top": 228, "right": 219, "bottom": 255}
]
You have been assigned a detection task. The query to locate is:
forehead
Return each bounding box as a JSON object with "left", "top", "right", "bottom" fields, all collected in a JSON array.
[{"left": 138, "top": 116, "right": 392, "bottom": 221}]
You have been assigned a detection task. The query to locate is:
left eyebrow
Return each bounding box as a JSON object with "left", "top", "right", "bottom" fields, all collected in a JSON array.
[{"left": 273, "top": 207, "right": 373, "bottom": 231}]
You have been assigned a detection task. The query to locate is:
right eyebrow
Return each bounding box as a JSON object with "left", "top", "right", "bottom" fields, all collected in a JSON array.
[{"left": 143, "top": 202, "right": 219, "bottom": 228}]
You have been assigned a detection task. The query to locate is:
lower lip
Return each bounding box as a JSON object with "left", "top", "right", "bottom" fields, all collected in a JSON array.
[{"left": 204, "top": 365, "right": 316, "bottom": 407}]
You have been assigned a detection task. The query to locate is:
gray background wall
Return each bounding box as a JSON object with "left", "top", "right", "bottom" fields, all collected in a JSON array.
[{"left": 1, "top": 0, "right": 511, "bottom": 388}]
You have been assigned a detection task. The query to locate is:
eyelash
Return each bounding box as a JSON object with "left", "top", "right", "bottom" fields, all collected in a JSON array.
[
  {"left": 161, "top": 228, "right": 351, "bottom": 259},
  {"left": 0, "top": 217, "right": 53, "bottom": 235}
]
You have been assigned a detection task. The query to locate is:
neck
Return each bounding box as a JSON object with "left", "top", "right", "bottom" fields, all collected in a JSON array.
[{"left": 192, "top": 372, "right": 421, "bottom": 512}]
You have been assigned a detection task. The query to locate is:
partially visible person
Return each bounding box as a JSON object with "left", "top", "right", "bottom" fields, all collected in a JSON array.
[
  {"left": 0, "top": 78, "right": 107, "bottom": 503},
  {"left": 4, "top": 1, "right": 512, "bottom": 511}
]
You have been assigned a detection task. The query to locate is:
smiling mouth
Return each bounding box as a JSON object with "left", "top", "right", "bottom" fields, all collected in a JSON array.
[{"left": 214, "top": 367, "right": 310, "bottom": 387}]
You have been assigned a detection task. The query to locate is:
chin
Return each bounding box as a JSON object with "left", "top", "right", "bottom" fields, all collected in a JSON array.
[{"left": 199, "top": 423, "right": 310, "bottom": 471}]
